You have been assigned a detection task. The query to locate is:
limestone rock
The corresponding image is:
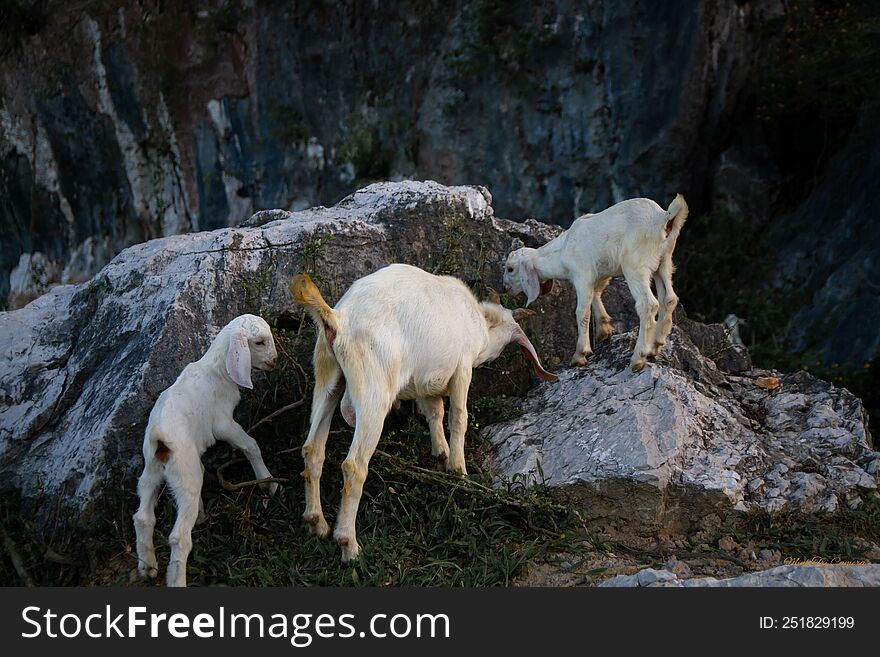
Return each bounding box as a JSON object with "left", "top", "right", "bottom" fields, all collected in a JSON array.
[
  {"left": 601, "top": 564, "right": 880, "bottom": 587},
  {"left": 485, "top": 324, "right": 876, "bottom": 528}
]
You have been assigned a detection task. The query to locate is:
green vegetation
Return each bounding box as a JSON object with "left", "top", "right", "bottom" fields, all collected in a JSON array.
[{"left": 738, "top": 494, "right": 880, "bottom": 563}]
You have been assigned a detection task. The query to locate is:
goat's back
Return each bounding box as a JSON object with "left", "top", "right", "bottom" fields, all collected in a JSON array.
[
  {"left": 565, "top": 198, "right": 671, "bottom": 275},
  {"left": 145, "top": 363, "right": 232, "bottom": 456},
  {"left": 332, "top": 264, "right": 487, "bottom": 395}
]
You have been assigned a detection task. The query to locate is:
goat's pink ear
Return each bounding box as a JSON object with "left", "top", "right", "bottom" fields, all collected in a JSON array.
[
  {"left": 226, "top": 330, "right": 253, "bottom": 389},
  {"left": 520, "top": 257, "right": 541, "bottom": 307}
]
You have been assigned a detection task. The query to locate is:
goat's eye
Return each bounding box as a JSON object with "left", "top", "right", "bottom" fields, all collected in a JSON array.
[
  {"left": 507, "top": 267, "right": 514, "bottom": 273},
  {"left": 255, "top": 340, "right": 265, "bottom": 346}
]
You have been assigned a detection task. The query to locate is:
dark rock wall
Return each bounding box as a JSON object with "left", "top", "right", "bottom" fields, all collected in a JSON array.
[
  {"left": 2, "top": 0, "right": 878, "bottom": 372},
  {"left": 0, "top": 0, "right": 764, "bottom": 300}
]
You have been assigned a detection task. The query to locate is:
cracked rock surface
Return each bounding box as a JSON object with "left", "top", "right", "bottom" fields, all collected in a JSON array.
[
  {"left": 485, "top": 325, "right": 877, "bottom": 528},
  {"left": 600, "top": 564, "right": 880, "bottom": 587}
]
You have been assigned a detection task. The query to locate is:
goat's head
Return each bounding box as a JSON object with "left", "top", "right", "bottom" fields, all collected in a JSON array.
[
  {"left": 224, "top": 314, "right": 278, "bottom": 388},
  {"left": 503, "top": 242, "right": 554, "bottom": 307},
  {"left": 479, "top": 302, "right": 558, "bottom": 382}
]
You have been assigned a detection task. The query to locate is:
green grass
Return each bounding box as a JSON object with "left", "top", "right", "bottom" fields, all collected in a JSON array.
[{"left": 735, "top": 494, "right": 880, "bottom": 563}]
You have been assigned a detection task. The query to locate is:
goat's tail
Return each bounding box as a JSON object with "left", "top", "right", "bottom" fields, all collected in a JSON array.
[
  {"left": 662, "top": 193, "right": 689, "bottom": 241},
  {"left": 145, "top": 425, "right": 172, "bottom": 464},
  {"left": 290, "top": 273, "right": 339, "bottom": 344}
]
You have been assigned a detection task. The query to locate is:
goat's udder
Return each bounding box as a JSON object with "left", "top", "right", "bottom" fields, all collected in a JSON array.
[{"left": 155, "top": 440, "right": 171, "bottom": 463}]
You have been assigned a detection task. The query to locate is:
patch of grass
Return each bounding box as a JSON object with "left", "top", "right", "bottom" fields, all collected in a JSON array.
[{"left": 735, "top": 494, "right": 880, "bottom": 563}]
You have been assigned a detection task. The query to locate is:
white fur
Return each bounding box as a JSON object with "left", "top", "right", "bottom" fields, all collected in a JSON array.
[
  {"left": 132, "top": 314, "right": 278, "bottom": 587},
  {"left": 503, "top": 195, "right": 688, "bottom": 371},
  {"left": 296, "top": 264, "right": 555, "bottom": 562}
]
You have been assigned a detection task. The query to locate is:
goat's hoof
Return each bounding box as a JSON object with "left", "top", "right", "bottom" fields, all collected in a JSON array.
[
  {"left": 596, "top": 326, "right": 613, "bottom": 343},
  {"left": 570, "top": 352, "right": 590, "bottom": 367},
  {"left": 260, "top": 481, "right": 279, "bottom": 497},
  {"left": 334, "top": 533, "right": 360, "bottom": 563},
  {"left": 434, "top": 450, "right": 449, "bottom": 468},
  {"left": 137, "top": 561, "right": 159, "bottom": 580},
  {"left": 630, "top": 358, "right": 647, "bottom": 373},
  {"left": 303, "top": 512, "right": 330, "bottom": 538},
  {"left": 649, "top": 342, "right": 665, "bottom": 358},
  {"left": 445, "top": 461, "right": 467, "bottom": 476}
]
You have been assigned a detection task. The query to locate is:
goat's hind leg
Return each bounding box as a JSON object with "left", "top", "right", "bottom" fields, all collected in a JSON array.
[
  {"left": 164, "top": 448, "right": 203, "bottom": 588},
  {"left": 418, "top": 397, "right": 449, "bottom": 468},
  {"left": 335, "top": 398, "right": 390, "bottom": 562},
  {"left": 302, "top": 344, "right": 343, "bottom": 538},
  {"left": 650, "top": 256, "right": 678, "bottom": 357},
  {"left": 623, "top": 267, "right": 660, "bottom": 372},
  {"left": 592, "top": 277, "right": 613, "bottom": 344},
  {"left": 133, "top": 458, "right": 163, "bottom": 579}
]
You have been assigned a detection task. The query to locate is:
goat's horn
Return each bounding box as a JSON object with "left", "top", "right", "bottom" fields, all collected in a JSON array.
[{"left": 512, "top": 308, "right": 535, "bottom": 322}]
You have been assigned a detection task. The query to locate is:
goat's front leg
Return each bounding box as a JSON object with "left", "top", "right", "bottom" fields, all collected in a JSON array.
[
  {"left": 164, "top": 448, "right": 203, "bottom": 588},
  {"left": 301, "top": 350, "right": 344, "bottom": 538},
  {"left": 592, "top": 277, "right": 613, "bottom": 343},
  {"left": 623, "top": 267, "right": 660, "bottom": 372},
  {"left": 446, "top": 368, "right": 473, "bottom": 475},
  {"left": 571, "top": 278, "right": 597, "bottom": 366},
  {"left": 417, "top": 397, "right": 449, "bottom": 468},
  {"left": 214, "top": 417, "right": 277, "bottom": 503},
  {"left": 335, "top": 400, "right": 389, "bottom": 562},
  {"left": 133, "top": 458, "right": 164, "bottom": 579},
  {"left": 650, "top": 256, "right": 678, "bottom": 356}
]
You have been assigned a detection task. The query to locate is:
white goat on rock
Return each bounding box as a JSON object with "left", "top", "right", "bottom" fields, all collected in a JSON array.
[
  {"left": 291, "top": 264, "right": 557, "bottom": 562},
  {"left": 133, "top": 314, "right": 278, "bottom": 587},
  {"left": 503, "top": 195, "right": 688, "bottom": 372}
]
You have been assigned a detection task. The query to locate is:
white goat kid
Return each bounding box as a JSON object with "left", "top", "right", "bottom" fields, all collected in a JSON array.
[
  {"left": 291, "top": 264, "right": 557, "bottom": 562},
  {"left": 503, "top": 195, "right": 688, "bottom": 372},
  {"left": 133, "top": 314, "right": 278, "bottom": 587}
]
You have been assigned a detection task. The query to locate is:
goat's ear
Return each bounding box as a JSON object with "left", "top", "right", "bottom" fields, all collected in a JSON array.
[
  {"left": 486, "top": 286, "right": 501, "bottom": 305},
  {"left": 510, "top": 237, "right": 525, "bottom": 251},
  {"left": 226, "top": 330, "right": 253, "bottom": 389},
  {"left": 520, "top": 256, "right": 541, "bottom": 306}
]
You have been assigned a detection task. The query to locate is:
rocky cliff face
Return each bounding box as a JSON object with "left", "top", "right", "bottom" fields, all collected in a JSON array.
[{"left": 1, "top": 0, "right": 768, "bottom": 308}]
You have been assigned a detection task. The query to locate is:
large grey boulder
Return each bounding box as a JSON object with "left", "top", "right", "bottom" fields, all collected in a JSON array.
[
  {"left": 601, "top": 564, "right": 880, "bottom": 587},
  {"left": 485, "top": 322, "right": 877, "bottom": 529},
  {"left": 0, "top": 181, "right": 575, "bottom": 531}
]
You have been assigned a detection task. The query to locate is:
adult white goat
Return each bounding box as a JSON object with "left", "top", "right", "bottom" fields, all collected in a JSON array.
[
  {"left": 133, "top": 314, "right": 278, "bottom": 587},
  {"left": 503, "top": 195, "right": 688, "bottom": 372},
  {"left": 291, "top": 264, "right": 557, "bottom": 562}
]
